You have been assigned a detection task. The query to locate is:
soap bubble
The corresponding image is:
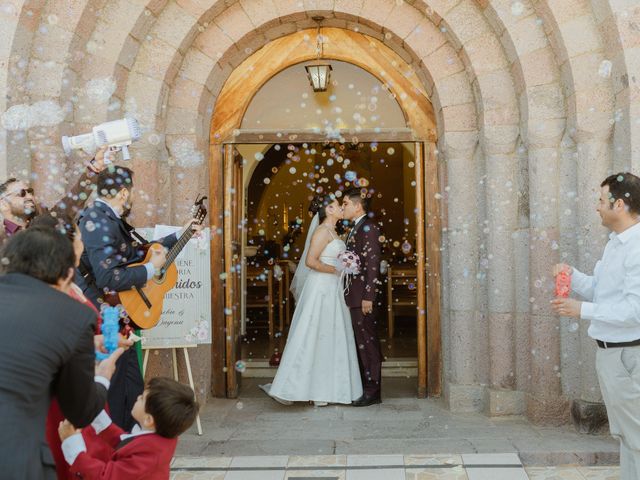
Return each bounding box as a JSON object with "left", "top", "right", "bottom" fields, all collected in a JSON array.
[
  {"left": 85, "top": 77, "right": 117, "bottom": 103},
  {"left": 263, "top": 178, "right": 271, "bottom": 184},
  {"left": 568, "top": 322, "right": 579, "bottom": 332},
  {"left": 2, "top": 100, "right": 66, "bottom": 130},
  {"left": 234, "top": 360, "right": 247, "bottom": 373},
  {"left": 598, "top": 60, "right": 612, "bottom": 79},
  {"left": 169, "top": 138, "right": 204, "bottom": 167},
  {"left": 511, "top": 1, "right": 525, "bottom": 16}
]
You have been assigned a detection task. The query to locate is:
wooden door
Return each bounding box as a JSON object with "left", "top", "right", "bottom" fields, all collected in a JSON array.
[{"left": 223, "top": 145, "right": 244, "bottom": 398}]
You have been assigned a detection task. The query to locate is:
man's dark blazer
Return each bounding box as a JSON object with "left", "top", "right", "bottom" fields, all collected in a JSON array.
[
  {"left": 0, "top": 273, "right": 107, "bottom": 480},
  {"left": 78, "top": 200, "right": 178, "bottom": 305},
  {"left": 344, "top": 216, "right": 382, "bottom": 308},
  {"left": 77, "top": 200, "right": 178, "bottom": 430}
]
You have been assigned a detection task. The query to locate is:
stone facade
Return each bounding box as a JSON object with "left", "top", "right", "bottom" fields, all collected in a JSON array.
[{"left": 1, "top": 0, "right": 639, "bottom": 426}]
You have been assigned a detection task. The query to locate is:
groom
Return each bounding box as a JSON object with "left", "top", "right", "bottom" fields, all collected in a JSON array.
[{"left": 342, "top": 187, "right": 383, "bottom": 406}]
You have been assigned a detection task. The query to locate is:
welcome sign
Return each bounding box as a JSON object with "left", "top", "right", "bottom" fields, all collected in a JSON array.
[{"left": 139, "top": 226, "right": 212, "bottom": 349}]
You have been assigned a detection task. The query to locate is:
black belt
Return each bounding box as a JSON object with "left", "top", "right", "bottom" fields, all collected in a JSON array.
[{"left": 596, "top": 339, "right": 640, "bottom": 349}]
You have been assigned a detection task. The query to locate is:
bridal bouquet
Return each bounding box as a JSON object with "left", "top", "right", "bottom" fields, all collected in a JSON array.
[{"left": 337, "top": 250, "right": 361, "bottom": 275}]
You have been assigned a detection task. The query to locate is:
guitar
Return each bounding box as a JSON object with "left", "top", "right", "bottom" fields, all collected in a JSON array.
[{"left": 118, "top": 195, "right": 208, "bottom": 329}]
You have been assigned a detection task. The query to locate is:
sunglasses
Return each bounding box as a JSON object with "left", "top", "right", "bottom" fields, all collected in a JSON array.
[{"left": 1, "top": 188, "right": 34, "bottom": 199}]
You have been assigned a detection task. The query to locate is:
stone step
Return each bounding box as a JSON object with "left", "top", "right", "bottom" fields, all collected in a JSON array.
[{"left": 241, "top": 358, "right": 418, "bottom": 378}]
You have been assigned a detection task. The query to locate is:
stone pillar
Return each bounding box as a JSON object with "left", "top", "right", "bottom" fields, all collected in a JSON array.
[
  {"left": 483, "top": 126, "right": 523, "bottom": 415},
  {"left": 526, "top": 128, "right": 570, "bottom": 424},
  {"left": 442, "top": 131, "right": 486, "bottom": 412}
]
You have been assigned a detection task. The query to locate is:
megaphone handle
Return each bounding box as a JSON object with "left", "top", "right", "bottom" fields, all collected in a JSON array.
[{"left": 121, "top": 145, "right": 131, "bottom": 161}]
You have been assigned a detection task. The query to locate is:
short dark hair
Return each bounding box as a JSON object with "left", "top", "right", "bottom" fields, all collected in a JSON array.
[
  {"left": 145, "top": 377, "right": 199, "bottom": 438},
  {"left": 97, "top": 165, "right": 134, "bottom": 198},
  {"left": 29, "top": 212, "right": 78, "bottom": 241},
  {"left": 601, "top": 172, "right": 640, "bottom": 215},
  {"left": 0, "top": 226, "right": 75, "bottom": 284},
  {"left": 0, "top": 178, "right": 18, "bottom": 197},
  {"left": 343, "top": 186, "right": 371, "bottom": 213}
]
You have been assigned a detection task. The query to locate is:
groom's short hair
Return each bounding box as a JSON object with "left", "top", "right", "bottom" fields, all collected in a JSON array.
[{"left": 344, "top": 187, "right": 371, "bottom": 213}]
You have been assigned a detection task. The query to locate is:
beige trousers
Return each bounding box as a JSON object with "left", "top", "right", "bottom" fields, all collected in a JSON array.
[{"left": 596, "top": 345, "right": 640, "bottom": 480}]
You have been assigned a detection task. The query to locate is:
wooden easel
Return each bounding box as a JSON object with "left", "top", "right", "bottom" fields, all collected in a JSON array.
[{"left": 142, "top": 345, "right": 203, "bottom": 436}]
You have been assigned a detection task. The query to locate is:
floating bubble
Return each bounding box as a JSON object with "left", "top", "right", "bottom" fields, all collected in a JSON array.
[
  {"left": 271, "top": 167, "right": 278, "bottom": 173},
  {"left": 234, "top": 360, "right": 247, "bottom": 373},
  {"left": 254, "top": 152, "right": 264, "bottom": 161},
  {"left": 289, "top": 167, "right": 296, "bottom": 174},
  {"left": 169, "top": 138, "right": 204, "bottom": 167},
  {"left": 0, "top": 3, "right": 17, "bottom": 15},
  {"left": 345, "top": 170, "right": 357, "bottom": 181},
  {"left": 85, "top": 77, "right": 116, "bottom": 103},
  {"left": 401, "top": 241, "right": 412, "bottom": 254},
  {"left": 148, "top": 133, "right": 161, "bottom": 145},
  {"left": 2, "top": 100, "right": 66, "bottom": 130},
  {"left": 598, "top": 60, "right": 612, "bottom": 79},
  {"left": 387, "top": 147, "right": 395, "bottom": 155},
  {"left": 568, "top": 322, "right": 579, "bottom": 332},
  {"left": 224, "top": 308, "right": 232, "bottom": 315},
  {"left": 378, "top": 235, "right": 386, "bottom": 242},
  {"left": 511, "top": 1, "right": 525, "bottom": 16},
  {"left": 0, "top": 257, "right": 9, "bottom": 266}
]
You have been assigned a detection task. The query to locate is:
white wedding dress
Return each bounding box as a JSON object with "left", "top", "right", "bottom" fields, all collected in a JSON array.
[{"left": 262, "top": 225, "right": 363, "bottom": 404}]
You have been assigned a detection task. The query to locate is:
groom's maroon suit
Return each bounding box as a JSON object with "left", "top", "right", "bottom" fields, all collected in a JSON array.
[{"left": 345, "top": 216, "right": 383, "bottom": 398}]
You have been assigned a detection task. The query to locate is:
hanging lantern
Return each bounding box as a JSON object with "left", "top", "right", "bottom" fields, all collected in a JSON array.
[
  {"left": 305, "top": 16, "right": 332, "bottom": 93},
  {"left": 305, "top": 64, "right": 332, "bottom": 92}
]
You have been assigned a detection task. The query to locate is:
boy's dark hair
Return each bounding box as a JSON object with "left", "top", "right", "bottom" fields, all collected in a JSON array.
[
  {"left": 145, "top": 377, "right": 199, "bottom": 439},
  {"left": 343, "top": 186, "right": 371, "bottom": 213},
  {"left": 0, "top": 178, "right": 18, "bottom": 197},
  {"left": 0, "top": 226, "right": 75, "bottom": 284},
  {"left": 601, "top": 172, "right": 640, "bottom": 216},
  {"left": 29, "top": 212, "right": 78, "bottom": 241},
  {"left": 97, "top": 165, "right": 134, "bottom": 198}
]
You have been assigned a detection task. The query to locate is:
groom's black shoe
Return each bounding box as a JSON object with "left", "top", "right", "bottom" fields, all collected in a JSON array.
[{"left": 352, "top": 394, "right": 381, "bottom": 407}]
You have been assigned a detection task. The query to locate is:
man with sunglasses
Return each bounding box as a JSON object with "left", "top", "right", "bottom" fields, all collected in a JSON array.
[{"left": 0, "top": 148, "right": 107, "bottom": 245}]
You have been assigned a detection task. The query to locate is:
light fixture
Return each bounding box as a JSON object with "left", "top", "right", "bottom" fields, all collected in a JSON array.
[{"left": 305, "top": 16, "right": 332, "bottom": 92}]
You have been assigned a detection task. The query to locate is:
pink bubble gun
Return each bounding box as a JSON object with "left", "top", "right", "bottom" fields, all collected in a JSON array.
[{"left": 555, "top": 270, "right": 572, "bottom": 298}]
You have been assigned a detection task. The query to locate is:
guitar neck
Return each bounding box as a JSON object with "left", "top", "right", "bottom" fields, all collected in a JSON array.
[{"left": 163, "top": 228, "right": 195, "bottom": 270}]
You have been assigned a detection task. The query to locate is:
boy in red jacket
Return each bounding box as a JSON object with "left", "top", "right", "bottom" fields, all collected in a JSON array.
[{"left": 59, "top": 377, "right": 199, "bottom": 479}]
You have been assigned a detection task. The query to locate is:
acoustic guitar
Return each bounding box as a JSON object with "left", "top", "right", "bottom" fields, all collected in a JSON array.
[{"left": 118, "top": 195, "right": 207, "bottom": 329}]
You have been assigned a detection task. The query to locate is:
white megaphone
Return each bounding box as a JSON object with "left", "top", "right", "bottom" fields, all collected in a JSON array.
[{"left": 62, "top": 117, "right": 141, "bottom": 161}]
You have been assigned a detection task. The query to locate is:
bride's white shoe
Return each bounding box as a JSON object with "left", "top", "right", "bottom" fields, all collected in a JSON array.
[
  {"left": 313, "top": 401, "right": 328, "bottom": 407},
  {"left": 273, "top": 396, "right": 294, "bottom": 406}
]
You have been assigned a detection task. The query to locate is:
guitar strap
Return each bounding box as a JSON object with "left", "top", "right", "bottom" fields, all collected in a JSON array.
[{"left": 120, "top": 218, "right": 149, "bottom": 246}]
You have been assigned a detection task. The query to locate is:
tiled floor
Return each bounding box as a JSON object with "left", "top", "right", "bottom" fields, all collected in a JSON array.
[{"left": 170, "top": 454, "right": 620, "bottom": 479}]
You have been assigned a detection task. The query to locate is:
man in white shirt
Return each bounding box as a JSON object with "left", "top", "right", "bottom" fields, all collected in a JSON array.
[{"left": 552, "top": 172, "right": 640, "bottom": 480}]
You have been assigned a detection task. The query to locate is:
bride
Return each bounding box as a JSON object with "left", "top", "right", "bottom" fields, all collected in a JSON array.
[{"left": 261, "top": 193, "right": 363, "bottom": 406}]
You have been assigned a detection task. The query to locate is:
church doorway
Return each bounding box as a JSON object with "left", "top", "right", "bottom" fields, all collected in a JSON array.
[{"left": 208, "top": 28, "right": 442, "bottom": 400}]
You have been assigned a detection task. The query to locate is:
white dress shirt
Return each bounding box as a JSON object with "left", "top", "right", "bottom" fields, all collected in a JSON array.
[
  {"left": 574, "top": 221, "right": 640, "bottom": 342},
  {"left": 347, "top": 214, "right": 367, "bottom": 243}
]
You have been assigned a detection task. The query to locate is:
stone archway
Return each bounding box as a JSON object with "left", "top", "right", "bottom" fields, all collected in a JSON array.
[{"left": 208, "top": 27, "right": 442, "bottom": 399}]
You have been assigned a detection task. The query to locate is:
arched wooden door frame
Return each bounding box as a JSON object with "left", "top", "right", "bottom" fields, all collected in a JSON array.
[{"left": 209, "top": 28, "right": 442, "bottom": 399}]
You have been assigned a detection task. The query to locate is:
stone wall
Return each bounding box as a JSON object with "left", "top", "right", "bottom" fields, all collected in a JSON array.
[{"left": 0, "top": 0, "right": 638, "bottom": 425}]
